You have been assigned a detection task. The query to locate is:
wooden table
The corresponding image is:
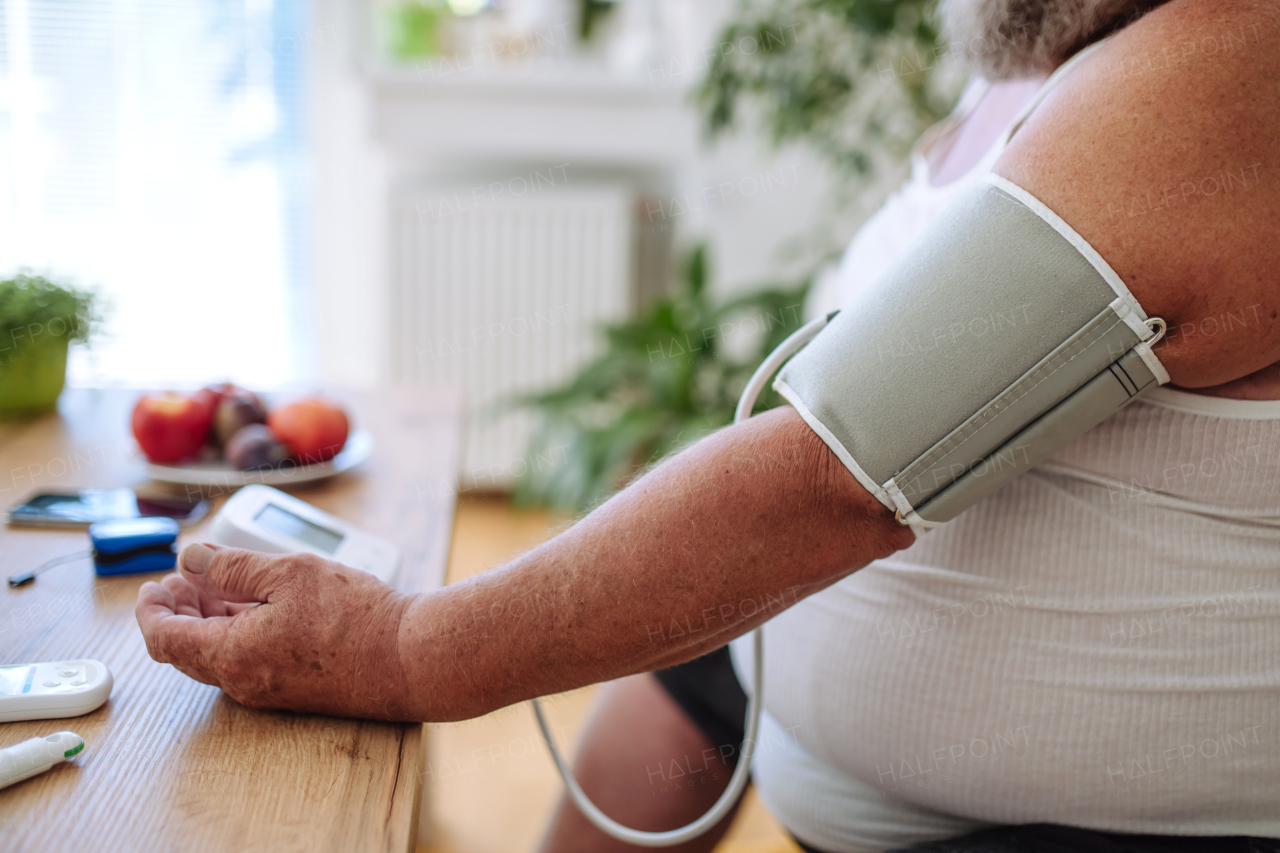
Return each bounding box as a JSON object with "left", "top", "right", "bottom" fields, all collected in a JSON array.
[{"left": 0, "top": 388, "right": 462, "bottom": 853}]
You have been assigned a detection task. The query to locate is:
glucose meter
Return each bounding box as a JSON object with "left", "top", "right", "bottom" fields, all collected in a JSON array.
[
  {"left": 0, "top": 659, "right": 113, "bottom": 723},
  {"left": 207, "top": 485, "right": 400, "bottom": 585}
]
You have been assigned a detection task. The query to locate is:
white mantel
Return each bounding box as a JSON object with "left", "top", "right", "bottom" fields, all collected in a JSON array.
[{"left": 365, "top": 60, "right": 697, "bottom": 168}]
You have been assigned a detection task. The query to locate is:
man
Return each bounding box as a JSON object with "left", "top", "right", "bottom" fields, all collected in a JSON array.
[{"left": 138, "top": 0, "right": 1280, "bottom": 850}]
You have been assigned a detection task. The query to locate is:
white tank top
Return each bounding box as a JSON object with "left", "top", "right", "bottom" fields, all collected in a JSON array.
[{"left": 733, "top": 43, "right": 1280, "bottom": 852}]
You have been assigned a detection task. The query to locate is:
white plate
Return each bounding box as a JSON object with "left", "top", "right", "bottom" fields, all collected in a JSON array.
[{"left": 144, "top": 430, "right": 375, "bottom": 489}]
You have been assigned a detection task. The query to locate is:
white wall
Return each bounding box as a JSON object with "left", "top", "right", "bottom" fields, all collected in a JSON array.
[
  {"left": 307, "top": 0, "right": 851, "bottom": 385},
  {"left": 309, "top": 0, "right": 392, "bottom": 388}
]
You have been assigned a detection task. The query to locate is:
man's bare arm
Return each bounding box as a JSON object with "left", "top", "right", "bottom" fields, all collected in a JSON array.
[
  {"left": 396, "top": 405, "right": 910, "bottom": 720},
  {"left": 996, "top": 0, "right": 1280, "bottom": 388},
  {"left": 137, "top": 406, "right": 911, "bottom": 721}
]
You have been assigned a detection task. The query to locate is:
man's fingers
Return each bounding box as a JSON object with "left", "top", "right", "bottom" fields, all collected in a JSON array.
[
  {"left": 137, "top": 578, "right": 176, "bottom": 616},
  {"left": 147, "top": 613, "right": 228, "bottom": 670},
  {"left": 221, "top": 599, "right": 261, "bottom": 616},
  {"left": 197, "top": 591, "right": 260, "bottom": 618},
  {"left": 135, "top": 581, "right": 182, "bottom": 662},
  {"left": 178, "top": 543, "right": 294, "bottom": 604},
  {"left": 160, "top": 573, "right": 203, "bottom": 617},
  {"left": 137, "top": 582, "right": 229, "bottom": 670},
  {"left": 158, "top": 572, "right": 262, "bottom": 618}
]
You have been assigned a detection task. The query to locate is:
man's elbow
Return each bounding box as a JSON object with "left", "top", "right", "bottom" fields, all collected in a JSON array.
[{"left": 761, "top": 405, "right": 915, "bottom": 572}]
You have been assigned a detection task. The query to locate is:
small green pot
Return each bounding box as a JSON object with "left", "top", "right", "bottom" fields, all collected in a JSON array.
[
  {"left": 0, "top": 334, "right": 69, "bottom": 419},
  {"left": 386, "top": 2, "right": 446, "bottom": 60}
]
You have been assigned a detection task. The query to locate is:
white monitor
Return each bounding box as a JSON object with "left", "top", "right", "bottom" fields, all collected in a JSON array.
[{"left": 207, "top": 485, "right": 400, "bottom": 586}]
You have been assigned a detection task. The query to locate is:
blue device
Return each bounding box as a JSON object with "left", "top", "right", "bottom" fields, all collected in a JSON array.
[{"left": 89, "top": 517, "right": 179, "bottom": 576}]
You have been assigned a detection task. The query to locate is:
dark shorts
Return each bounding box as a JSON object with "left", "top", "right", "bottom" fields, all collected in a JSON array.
[
  {"left": 653, "top": 645, "right": 750, "bottom": 767},
  {"left": 651, "top": 648, "right": 1280, "bottom": 853}
]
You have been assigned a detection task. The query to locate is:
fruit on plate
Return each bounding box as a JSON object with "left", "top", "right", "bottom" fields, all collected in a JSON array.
[
  {"left": 225, "top": 424, "right": 290, "bottom": 471},
  {"left": 131, "top": 392, "right": 214, "bottom": 463},
  {"left": 135, "top": 386, "right": 352, "bottom": 471},
  {"left": 194, "top": 382, "right": 244, "bottom": 425},
  {"left": 268, "top": 397, "right": 350, "bottom": 464},
  {"left": 212, "top": 390, "right": 268, "bottom": 447}
]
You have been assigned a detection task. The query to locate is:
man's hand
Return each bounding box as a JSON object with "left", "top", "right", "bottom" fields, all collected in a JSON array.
[{"left": 136, "top": 543, "right": 416, "bottom": 720}]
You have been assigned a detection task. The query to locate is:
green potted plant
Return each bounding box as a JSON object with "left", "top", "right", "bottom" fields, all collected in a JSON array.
[
  {"left": 510, "top": 245, "right": 809, "bottom": 512},
  {"left": 0, "top": 273, "right": 98, "bottom": 419},
  {"left": 383, "top": 0, "right": 449, "bottom": 61}
]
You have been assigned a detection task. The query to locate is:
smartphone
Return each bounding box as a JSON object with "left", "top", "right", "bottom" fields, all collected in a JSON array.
[{"left": 6, "top": 489, "right": 210, "bottom": 529}]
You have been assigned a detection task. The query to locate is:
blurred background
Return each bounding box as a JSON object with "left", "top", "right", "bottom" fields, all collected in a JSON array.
[
  {"left": 1, "top": 0, "right": 965, "bottom": 500},
  {"left": 0, "top": 1, "right": 965, "bottom": 849}
]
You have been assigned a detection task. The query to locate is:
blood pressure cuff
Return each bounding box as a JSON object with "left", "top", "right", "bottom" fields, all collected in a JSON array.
[{"left": 777, "top": 175, "right": 1169, "bottom": 532}]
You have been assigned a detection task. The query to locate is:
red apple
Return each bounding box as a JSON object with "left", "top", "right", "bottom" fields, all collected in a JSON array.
[
  {"left": 132, "top": 392, "right": 214, "bottom": 463},
  {"left": 191, "top": 386, "right": 221, "bottom": 426},
  {"left": 267, "top": 398, "right": 350, "bottom": 464}
]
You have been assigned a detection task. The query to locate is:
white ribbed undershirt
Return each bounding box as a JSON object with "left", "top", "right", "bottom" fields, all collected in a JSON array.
[
  {"left": 733, "top": 389, "right": 1280, "bottom": 851},
  {"left": 734, "top": 38, "right": 1280, "bottom": 850}
]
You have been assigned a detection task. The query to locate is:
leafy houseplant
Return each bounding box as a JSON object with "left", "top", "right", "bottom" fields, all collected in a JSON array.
[
  {"left": 512, "top": 246, "right": 808, "bottom": 512},
  {"left": 697, "top": 0, "right": 961, "bottom": 187},
  {"left": 0, "top": 274, "right": 98, "bottom": 418}
]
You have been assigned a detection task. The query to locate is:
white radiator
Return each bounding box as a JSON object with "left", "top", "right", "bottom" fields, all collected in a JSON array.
[{"left": 391, "top": 181, "right": 635, "bottom": 490}]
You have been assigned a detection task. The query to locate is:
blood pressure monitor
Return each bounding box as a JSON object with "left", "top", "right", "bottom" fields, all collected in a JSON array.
[{"left": 207, "top": 485, "right": 400, "bottom": 585}]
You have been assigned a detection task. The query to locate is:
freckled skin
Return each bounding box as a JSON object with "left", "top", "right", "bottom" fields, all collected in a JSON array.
[
  {"left": 136, "top": 0, "right": 1280, "bottom": 724},
  {"left": 137, "top": 551, "right": 415, "bottom": 718},
  {"left": 996, "top": 0, "right": 1280, "bottom": 391}
]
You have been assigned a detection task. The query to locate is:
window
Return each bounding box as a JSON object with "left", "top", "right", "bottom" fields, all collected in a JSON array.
[{"left": 0, "top": 0, "right": 311, "bottom": 388}]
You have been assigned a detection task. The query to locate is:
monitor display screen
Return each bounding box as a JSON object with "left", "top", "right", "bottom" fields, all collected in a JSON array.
[
  {"left": 0, "top": 665, "right": 35, "bottom": 697},
  {"left": 254, "top": 504, "right": 344, "bottom": 554}
]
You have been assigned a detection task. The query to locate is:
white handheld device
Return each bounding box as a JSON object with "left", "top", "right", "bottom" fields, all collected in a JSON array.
[
  {"left": 0, "top": 731, "right": 85, "bottom": 790},
  {"left": 207, "top": 485, "right": 400, "bottom": 585},
  {"left": 0, "top": 660, "right": 113, "bottom": 723}
]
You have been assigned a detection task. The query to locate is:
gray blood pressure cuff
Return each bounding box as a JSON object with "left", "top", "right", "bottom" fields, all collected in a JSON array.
[{"left": 778, "top": 175, "right": 1169, "bottom": 533}]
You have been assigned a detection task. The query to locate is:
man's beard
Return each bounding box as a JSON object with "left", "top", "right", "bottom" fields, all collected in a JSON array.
[{"left": 938, "top": 0, "right": 1172, "bottom": 79}]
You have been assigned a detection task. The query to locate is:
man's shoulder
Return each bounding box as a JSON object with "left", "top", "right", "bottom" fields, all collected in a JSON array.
[
  {"left": 1101, "top": 0, "right": 1279, "bottom": 94},
  {"left": 995, "top": 0, "right": 1280, "bottom": 390},
  {"left": 1004, "top": 0, "right": 1280, "bottom": 199}
]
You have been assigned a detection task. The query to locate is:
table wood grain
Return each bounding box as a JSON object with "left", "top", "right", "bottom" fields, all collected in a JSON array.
[{"left": 0, "top": 387, "right": 462, "bottom": 853}]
